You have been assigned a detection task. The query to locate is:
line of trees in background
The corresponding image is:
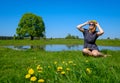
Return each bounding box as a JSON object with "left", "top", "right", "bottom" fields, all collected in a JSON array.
[
  {"left": 0, "top": 34, "right": 80, "bottom": 40},
  {"left": 0, "top": 36, "right": 13, "bottom": 40},
  {"left": 0, "top": 35, "right": 120, "bottom": 40},
  {"left": 65, "top": 34, "right": 79, "bottom": 39}
]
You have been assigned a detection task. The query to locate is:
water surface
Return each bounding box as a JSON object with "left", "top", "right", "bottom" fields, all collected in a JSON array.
[{"left": 4, "top": 44, "right": 120, "bottom": 51}]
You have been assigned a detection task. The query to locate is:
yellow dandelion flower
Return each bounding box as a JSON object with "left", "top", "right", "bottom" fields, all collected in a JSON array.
[
  {"left": 61, "top": 71, "right": 65, "bottom": 75},
  {"left": 85, "top": 60, "right": 89, "bottom": 63},
  {"left": 37, "top": 67, "right": 43, "bottom": 71},
  {"left": 73, "top": 64, "right": 76, "bottom": 66},
  {"left": 68, "top": 61, "right": 73, "bottom": 64},
  {"left": 62, "top": 61, "right": 65, "bottom": 64},
  {"left": 65, "top": 63, "right": 68, "bottom": 66},
  {"left": 54, "top": 61, "right": 57, "bottom": 64},
  {"left": 86, "top": 68, "right": 91, "bottom": 74},
  {"left": 57, "top": 66, "right": 63, "bottom": 71},
  {"left": 48, "top": 66, "right": 51, "bottom": 68},
  {"left": 25, "top": 74, "right": 31, "bottom": 79},
  {"left": 30, "top": 76, "right": 37, "bottom": 82},
  {"left": 37, "top": 65, "right": 41, "bottom": 70},
  {"left": 38, "top": 79, "right": 45, "bottom": 83},
  {"left": 66, "top": 68, "right": 70, "bottom": 71},
  {"left": 28, "top": 68, "right": 34, "bottom": 75}
]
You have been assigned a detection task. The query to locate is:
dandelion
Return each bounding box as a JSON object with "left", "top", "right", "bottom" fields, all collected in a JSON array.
[
  {"left": 38, "top": 67, "right": 43, "bottom": 73},
  {"left": 73, "top": 64, "right": 76, "bottom": 66},
  {"left": 30, "top": 76, "right": 37, "bottom": 82},
  {"left": 28, "top": 68, "right": 34, "bottom": 75},
  {"left": 61, "top": 71, "right": 65, "bottom": 75},
  {"left": 54, "top": 61, "right": 57, "bottom": 64},
  {"left": 66, "top": 68, "right": 70, "bottom": 71},
  {"left": 62, "top": 61, "right": 65, "bottom": 64},
  {"left": 86, "top": 68, "right": 91, "bottom": 74},
  {"left": 65, "top": 63, "right": 68, "bottom": 66},
  {"left": 85, "top": 60, "right": 89, "bottom": 63},
  {"left": 68, "top": 61, "right": 73, "bottom": 64},
  {"left": 57, "top": 66, "right": 63, "bottom": 72},
  {"left": 25, "top": 74, "right": 31, "bottom": 79},
  {"left": 48, "top": 66, "right": 51, "bottom": 68},
  {"left": 38, "top": 79, "right": 45, "bottom": 83},
  {"left": 37, "top": 65, "right": 41, "bottom": 70}
]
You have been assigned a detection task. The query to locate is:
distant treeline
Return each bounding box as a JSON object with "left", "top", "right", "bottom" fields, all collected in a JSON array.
[{"left": 0, "top": 36, "right": 13, "bottom": 40}]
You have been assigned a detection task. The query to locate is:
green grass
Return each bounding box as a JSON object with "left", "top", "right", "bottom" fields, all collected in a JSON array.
[
  {"left": 0, "top": 39, "right": 120, "bottom": 46},
  {"left": 0, "top": 47, "right": 120, "bottom": 83}
]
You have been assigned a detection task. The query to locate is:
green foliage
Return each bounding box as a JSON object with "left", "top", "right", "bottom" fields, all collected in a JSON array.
[
  {"left": 0, "top": 39, "right": 120, "bottom": 46},
  {"left": 16, "top": 13, "right": 45, "bottom": 40},
  {"left": 0, "top": 47, "right": 120, "bottom": 83},
  {"left": 65, "top": 34, "right": 79, "bottom": 39}
]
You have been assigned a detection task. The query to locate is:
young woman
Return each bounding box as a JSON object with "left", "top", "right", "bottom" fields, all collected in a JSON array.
[{"left": 77, "top": 20, "right": 105, "bottom": 57}]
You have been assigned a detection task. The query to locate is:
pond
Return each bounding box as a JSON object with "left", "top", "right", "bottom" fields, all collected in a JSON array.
[{"left": 4, "top": 44, "right": 120, "bottom": 51}]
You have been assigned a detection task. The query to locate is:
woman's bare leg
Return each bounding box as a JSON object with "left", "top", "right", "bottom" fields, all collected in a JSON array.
[
  {"left": 92, "top": 50, "right": 105, "bottom": 57},
  {"left": 82, "top": 49, "right": 107, "bottom": 57},
  {"left": 82, "top": 48, "right": 93, "bottom": 56}
]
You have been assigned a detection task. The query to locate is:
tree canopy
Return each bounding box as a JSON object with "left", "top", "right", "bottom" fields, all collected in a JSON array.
[{"left": 16, "top": 13, "right": 45, "bottom": 40}]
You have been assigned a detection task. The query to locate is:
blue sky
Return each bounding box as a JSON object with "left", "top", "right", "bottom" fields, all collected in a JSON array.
[{"left": 0, "top": 0, "right": 120, "bottom": 39}]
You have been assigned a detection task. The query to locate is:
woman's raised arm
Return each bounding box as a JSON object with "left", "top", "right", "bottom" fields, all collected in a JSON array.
[
  {"left": 77, "top": 21, "right": 89, "bottom": 32},
  {"left": 96, "top": 22, "right": 104, "bottom": 36}
]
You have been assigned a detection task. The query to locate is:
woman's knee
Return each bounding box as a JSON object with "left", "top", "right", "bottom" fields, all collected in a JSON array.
[
  {"left": 82, "top": 48, "right": 88, "bottom": 53},
  {"left": 82, "top": 48, "right": 92, "bottom": 56},
  {"left": 92, "top": 50, "right": 99, "bottom": 56}
]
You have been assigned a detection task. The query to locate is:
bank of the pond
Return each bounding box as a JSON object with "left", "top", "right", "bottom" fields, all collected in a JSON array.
[
  {"left": 0, "top": 47, "right": 120, "bottom": 82},
  {"left": 0, "top": 39, "right": 120, "bottom": 46}
]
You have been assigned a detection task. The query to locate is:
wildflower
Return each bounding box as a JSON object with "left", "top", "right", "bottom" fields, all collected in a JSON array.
[
  {"left": 73, "top": 64, "right": 76, "bottom": 66},
  {"left": 66, "top": 68, "right": 70, "bottom": 71},
  {"left": 68, "top": 61, "right": 73, "bottom": 64},
  {"left": 38, "top": 67, "right": 43, "bottom": 72},
  {"left": 37, "top": 65, "right": 41, "bottom": 70},
  {"left": 25, "top": 74, "right": 31, "bottom": 79},
  {"left": 86, "top": 68, "right": 91, "bottom": 74},
  {"left": 65, "top": 63, "right": 68, "bottom": 66},
  {"left": 30, "top": 76, "right": 37, "bottom": 82},
  {"left": 28, "top": 68, "right": 34, "bottom": 75},
  {"left": 48, "top": 66, "right": 51, "bottom": 68},
  {"left": 85, "top": 60, "right": 89, "bottom": 63},
  {"left": 54, "top": 61, "right": 57, "bottom": 65},
  {"left": 61, "top": 71, "right": 65, "bottom": 75},
  {"left": 62, "top": 61, "right": 65, "bottom": 64},
  {"left": 38, "top": 79, "right": 45, "bottom": 83},
  {"left": 57, "top": 66, "right": 63, "bottom": 71}
]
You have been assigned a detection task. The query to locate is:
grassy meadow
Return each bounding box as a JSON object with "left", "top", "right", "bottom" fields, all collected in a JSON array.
[
  {"left": 0, "top": 39, "right": 120, "bottom": 83},
  {"left": 0, "top": 39, "right": 120, "bottom": 46}
]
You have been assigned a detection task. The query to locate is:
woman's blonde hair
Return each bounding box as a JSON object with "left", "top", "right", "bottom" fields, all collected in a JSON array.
[{"left": 89, "top": 20, "right": 97, "bottom": 31}]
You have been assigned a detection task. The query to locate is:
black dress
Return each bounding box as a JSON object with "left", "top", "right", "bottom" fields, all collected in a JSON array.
[{"left": 83, "top": 28, "right": 99, "bottom": 51}]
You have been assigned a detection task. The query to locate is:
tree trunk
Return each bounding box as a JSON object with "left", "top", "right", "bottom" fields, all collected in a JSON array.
[{"left": 30, "top": 35, "right": 34, "bottom": 40}]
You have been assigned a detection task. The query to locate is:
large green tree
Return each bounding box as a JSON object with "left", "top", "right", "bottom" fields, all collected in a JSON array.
[{"left": 16, "top": 13, "right": 45, "bottom": 40}]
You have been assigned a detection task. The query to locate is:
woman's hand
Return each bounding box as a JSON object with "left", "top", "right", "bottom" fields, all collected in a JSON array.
[
  {"left": 84, "top": 21, "right": 89, "bottom": 25},
  {"left": 77, "top": 21, "right": 89, "bottom": 32},
  {"left": 95, "top": 22, "right": 99, "bottom": 26}
]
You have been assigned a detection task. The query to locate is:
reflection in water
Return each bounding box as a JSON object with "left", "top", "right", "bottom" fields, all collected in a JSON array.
[
  {"left": 4, "top": 44, "right": 120, "bottom": 51},
  {"left": 30, "top": 45, "right": 45, "bottom": 51},
  {"left": 5, "top": 45, "right": 45, "bottom": 51}
]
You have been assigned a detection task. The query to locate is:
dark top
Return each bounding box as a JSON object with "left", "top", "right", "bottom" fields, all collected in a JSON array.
[{"left": 83, "top": 28, "right": 99, "bottom": 51}]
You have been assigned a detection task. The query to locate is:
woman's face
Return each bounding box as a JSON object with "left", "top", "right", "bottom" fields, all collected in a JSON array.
[{"left": 89, "top": 23, "right": 95, "bottom": 30}]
